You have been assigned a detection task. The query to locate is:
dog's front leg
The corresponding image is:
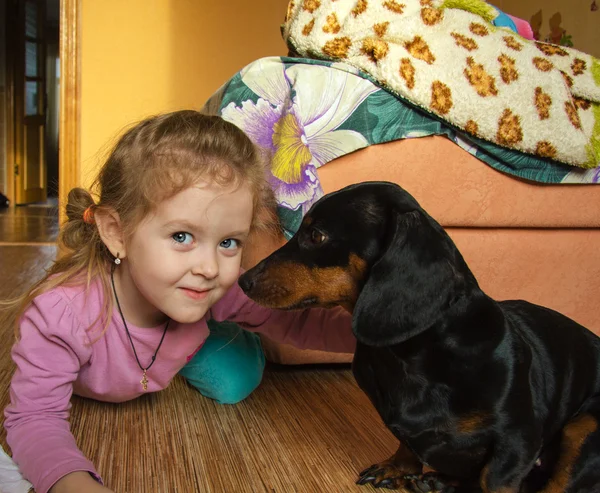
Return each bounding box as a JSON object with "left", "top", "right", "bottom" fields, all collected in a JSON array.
[
  {"left": 356, "top": 441, "right": 422, "bottom": 489},
  {"left": 478, "top": 434, "right": 541, "bottom": 493}
]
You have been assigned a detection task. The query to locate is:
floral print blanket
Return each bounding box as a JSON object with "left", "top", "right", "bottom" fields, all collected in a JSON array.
[{"left": 202, "top": 57, "right": 600, "bottom": 237}]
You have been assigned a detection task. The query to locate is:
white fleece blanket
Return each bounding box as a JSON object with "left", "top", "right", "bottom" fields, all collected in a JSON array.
[{"left": 282, "top": 0, "right": 600, "bottom": 168}]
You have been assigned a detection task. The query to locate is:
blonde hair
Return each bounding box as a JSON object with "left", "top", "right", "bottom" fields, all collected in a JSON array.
[{"left": 6, "top": 110, "right": 277, "bottom": 339}]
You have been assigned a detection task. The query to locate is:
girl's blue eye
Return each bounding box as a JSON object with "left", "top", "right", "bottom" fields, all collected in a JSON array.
[
  {"left": 172, "top": 232, "right": 193, "bottom": 245},
  {"left": 220, "top": 238, "right": 239, "bottom": 250}
]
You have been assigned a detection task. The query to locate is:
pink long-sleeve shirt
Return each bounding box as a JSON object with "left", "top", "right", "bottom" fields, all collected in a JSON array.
[{"left": 4, "top": 277, "right": 355, "bottom": 493}]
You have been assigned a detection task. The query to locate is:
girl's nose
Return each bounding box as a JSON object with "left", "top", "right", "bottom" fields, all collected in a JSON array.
[{"left": 192, "top": 251, "right": 218, "bottom": 279}]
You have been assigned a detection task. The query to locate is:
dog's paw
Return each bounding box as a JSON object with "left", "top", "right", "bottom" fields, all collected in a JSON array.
[
  {"left": 356, "top": 462, "right": 418, "bottom": 489},
  {"left": 403, "top": 472, "right": 461, "bottom": 493}
]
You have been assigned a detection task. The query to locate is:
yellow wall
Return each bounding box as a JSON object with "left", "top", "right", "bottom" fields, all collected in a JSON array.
[
  {"left": 495, "top": 0, "right": 600, "bottom": 58},
  {"left": 80, "top": 0, "right": 289, "bottom": 187},
  {"left": 79, "top": 1, "right": 600, "bottom": 187}
]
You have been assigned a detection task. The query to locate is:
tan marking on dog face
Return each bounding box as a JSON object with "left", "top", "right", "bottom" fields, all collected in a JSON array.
[
  {"left": 323, "top": 13, "right": 341, "bottom": 33},
  {"left": 464, "top": 57, "right": 498, "bottom": 97},
  {"left": 323, "top": 37, "right": 352, "bottom": 58},
  {"left": 535, "top": 42, "right": 568, "bottom": 57},
  {"left": 246, "top": 253, "right": 368, "bottom": 310},
  {"left": 383, "top": 0, "right": 405, "bottom": 14},
  {"left": 503, "top": 36, "right": 523, "bottom": 51},
  {"left": 420, "top": 0, "right": 433, "bottom": 5},
  {"left": 348, "top": 254, "right": 368, "bottom": 281},
  {"left": 534, "top": 87, "right": 552, "bottom": 120},
  {"left": 302, "top": 19, "right": 315, "bottom": 35},
  {"left": 302, "top": 216, "right": 314, "bottom": 229},
  {"left": 352, "top": 0, "right": 368, "bottom": 16},
  {"left": 451, "top": 32, "right": 478, "bottom": 51},
  {"left": 533, "top": 57, "right": 554, "bottom": 72},
  {"left": 400, "top": 58, "right": 416, "bottom": 89},
  {"left": 465, "top": 120, "right": 479, "bottom": 135},
  {"left": 571, "top": 58, "right": 586, "bottom": 76},
  {"left": 404, "top": 36, "right": 436, "bottom": 64},
  {"left": 362, "top": 38, "right": 390, "bottom": 63},
  {"left": 498, "top": 54, "right": 518, "bottom": 84},
  {"left": 469, "top": 23, "right": 489, "bottom": 36},
  {"left": 303, "top": 0, "right": 321, "bottom": 13},
  {"left": 374, "top": 21, "right": 390, "bottom": 37},
  {"left": 421, "top": 7, "right": 443, "bottom": 25},
  {"left": 430, "top": 81, "right": 453, "bottom": 114},
  {"left": 565, "top": 101, "right": 582, "bottom": 130},
  {"left": 535, "top": 141, "right": 557, "bottom": 158},
  {"left": 496, "top": 109, "right": 523, "bottom": 145}
]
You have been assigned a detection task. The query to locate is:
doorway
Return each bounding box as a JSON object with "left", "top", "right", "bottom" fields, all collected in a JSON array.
[{"left": 1, "top": 0, "right": 60, "bottom": 206}]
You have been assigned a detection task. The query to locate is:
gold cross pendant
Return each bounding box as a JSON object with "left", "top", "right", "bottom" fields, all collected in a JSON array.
[{"left": 141, "top": 370, "right": 149, "bottom": 391}]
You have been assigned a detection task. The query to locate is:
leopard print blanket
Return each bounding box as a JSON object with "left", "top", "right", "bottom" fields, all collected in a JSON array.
[{"left": 282, "top": 0, "right": 600, "bottom": 168}]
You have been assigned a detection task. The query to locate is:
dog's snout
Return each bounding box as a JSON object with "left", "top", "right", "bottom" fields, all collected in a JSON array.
[
  {"left": 238, "top": 272, "right": 256, "bottom": 294},
  {"left": 239, "top": 261, "right": 266, "bottom": 294}
]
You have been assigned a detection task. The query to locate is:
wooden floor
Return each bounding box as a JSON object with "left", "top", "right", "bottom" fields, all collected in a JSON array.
[{"left": 0, "top": 203, "right": 397, "bottom": 492}]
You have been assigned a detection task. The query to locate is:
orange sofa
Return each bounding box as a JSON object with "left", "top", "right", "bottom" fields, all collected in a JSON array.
[{"left": 242, "top": 136, "right": 600, "bottom": 364}]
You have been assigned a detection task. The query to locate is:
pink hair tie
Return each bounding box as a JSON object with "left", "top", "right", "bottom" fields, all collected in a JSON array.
[{"left": 83, "top": 206, "right": 95, "bottom": 225}]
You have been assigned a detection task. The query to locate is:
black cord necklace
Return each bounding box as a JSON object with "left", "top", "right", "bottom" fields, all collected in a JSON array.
[{"left": 110, "top": 264, "right": 169, "bottom": 391}]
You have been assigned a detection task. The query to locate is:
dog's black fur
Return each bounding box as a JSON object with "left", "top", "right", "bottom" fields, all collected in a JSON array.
[{"left": 239, "top": 182, "right": 600, "bottom": 493}]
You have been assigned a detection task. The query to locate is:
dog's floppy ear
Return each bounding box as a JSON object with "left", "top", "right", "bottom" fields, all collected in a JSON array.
[{"left": 352, "top": 201, "right": 468, "bottom": 347}]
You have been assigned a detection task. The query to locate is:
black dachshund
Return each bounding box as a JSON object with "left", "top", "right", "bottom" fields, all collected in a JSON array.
[{"left": 239, "top": 182, "right": 600, "bottom": 493}]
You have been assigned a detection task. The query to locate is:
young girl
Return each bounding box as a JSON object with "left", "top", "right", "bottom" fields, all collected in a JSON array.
[{"left": 2, "top": 110, "right": 355, "bottom": 493}]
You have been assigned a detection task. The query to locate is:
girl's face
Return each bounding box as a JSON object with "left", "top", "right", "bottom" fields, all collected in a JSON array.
[{"left": 116, "top": 180, "right": 254, "bottom": 327}]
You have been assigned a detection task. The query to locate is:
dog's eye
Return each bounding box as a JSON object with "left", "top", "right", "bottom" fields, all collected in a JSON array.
[{"left": 310, "top": 229, "right": 326, "bottom": 245}]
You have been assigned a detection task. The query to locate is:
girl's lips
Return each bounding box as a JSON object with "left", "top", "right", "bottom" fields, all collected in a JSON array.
[{"left": 180, "top": 287, "right": 211, "bottom": 300}]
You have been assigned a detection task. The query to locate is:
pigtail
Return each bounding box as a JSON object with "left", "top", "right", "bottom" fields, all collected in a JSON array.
[
  {"left": 50, "top": 187, "right": 114, "bottom": 341},
  {"left": 3, "top": 188, "right": 114, "bottom": 341},
  {"left": 61, "top": 188, "right": 99, "bottom": 250}
]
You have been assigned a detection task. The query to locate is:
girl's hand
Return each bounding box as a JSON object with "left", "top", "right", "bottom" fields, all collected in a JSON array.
[{"left": 49, "top": 471, "right": 114, "bottom": 493}]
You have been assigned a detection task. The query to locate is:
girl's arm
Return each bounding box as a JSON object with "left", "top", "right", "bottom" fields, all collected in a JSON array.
[
  {"left": 210, "top": 282, "right": 356, "bottom": 354},
  {"left": 4, "top": 292, "right": 102, "bottom": 493},
  {"left": 50, "top": 472, "right": 113, "bottom": 493}
]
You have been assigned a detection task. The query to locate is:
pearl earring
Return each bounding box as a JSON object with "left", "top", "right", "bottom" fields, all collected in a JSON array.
[{"left": 114, "top": 253, "right": 121, "bottom": 265}]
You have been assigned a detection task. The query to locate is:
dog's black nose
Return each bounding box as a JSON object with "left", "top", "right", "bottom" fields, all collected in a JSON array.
[
  {"left": 238, "top": 272, "right": 255, "bottom": 293},
  {"left": 239, "top": 262, "right": 266, "bottom": 294}
]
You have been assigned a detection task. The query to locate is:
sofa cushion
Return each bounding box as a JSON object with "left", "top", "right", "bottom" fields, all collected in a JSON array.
[{"left": 317, "top": 137, "right": 600, "bottom": 228}]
